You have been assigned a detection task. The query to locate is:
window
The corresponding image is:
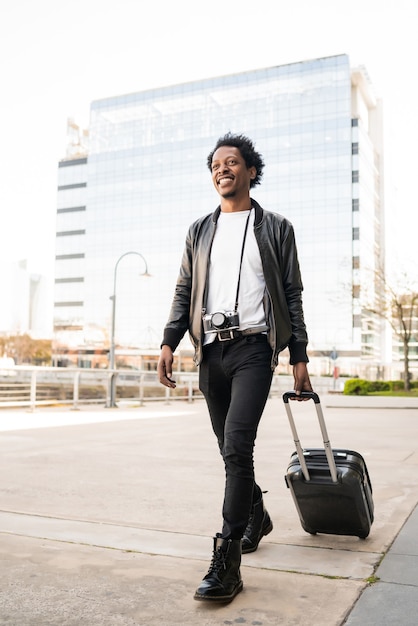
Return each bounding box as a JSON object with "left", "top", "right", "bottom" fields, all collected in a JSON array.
[
  {"left": 57, "top": 183, "right": 87, "bottom": 191},
  {"left": 352, "top": 143, "right": 359, "bottom": 155},
  {"left": 353, "top": 314, "right": 361, "bottom": 327},
  {"left": 56, "top": 230, "right": 86, "bottom": 237},
  {"left": 352, "top": 171, "right": 359, "bottom": 183},
  {"left": 56, "top": 253, "right": 85, "bottom": 260},
  {"left": 352, "top": 199, "right": 359, "bottom": 211},
  {"left": 353, "top": 227, "right": 360, "bottom": 240},
  {"left": 57, "top": 206, "right": 86, "bottom": 214},
  {"left": 59, "top": 158, "right": 87, "bottom": 168},
  {"left": 55, "top": 277, "right": 84, "bottom": 283}
]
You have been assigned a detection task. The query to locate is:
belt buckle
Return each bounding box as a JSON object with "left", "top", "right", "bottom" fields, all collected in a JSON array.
[{"left": 218, "top": 329, "right": 239, "bottom": 341}]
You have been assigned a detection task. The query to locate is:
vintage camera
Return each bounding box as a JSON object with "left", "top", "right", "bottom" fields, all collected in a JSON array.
[{"left": 203, "top": 310, "right": 240, "bottom": 334}]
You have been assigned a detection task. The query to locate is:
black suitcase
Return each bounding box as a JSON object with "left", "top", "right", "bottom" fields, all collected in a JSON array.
[{"left": 283, "top": 391, "right": 374, "bottom": 539}]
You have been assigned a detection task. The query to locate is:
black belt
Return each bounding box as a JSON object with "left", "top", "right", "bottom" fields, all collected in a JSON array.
[{"left": 215, "top": 325, "right": 269, "bottom": 342}]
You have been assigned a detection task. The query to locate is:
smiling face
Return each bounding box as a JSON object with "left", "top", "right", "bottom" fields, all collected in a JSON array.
[{"left": 210, "top": 146, "right": 256, "bottom": 202}]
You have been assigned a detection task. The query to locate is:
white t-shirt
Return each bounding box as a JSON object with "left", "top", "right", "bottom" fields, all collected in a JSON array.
[{"left": 204, "top": 209, "right": 266, "bottom": 341}]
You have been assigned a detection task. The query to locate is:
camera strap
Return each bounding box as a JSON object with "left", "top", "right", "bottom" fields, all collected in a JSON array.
[
  {"left": 233, "top": 209, "right": 252, "bottom": 313},
  {"left": 202, "top": 208, "right": 252, "bottom": 318}
]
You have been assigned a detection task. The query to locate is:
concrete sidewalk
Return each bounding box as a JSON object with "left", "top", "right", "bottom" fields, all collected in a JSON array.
[{"left": 0, "top": 395, "right": 417, "bottom": 625}]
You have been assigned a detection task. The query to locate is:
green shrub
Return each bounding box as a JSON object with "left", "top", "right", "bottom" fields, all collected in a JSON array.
[
  {"left": 368, "top": 381, "right": 391, "bottom": 392},
  {"left": 344, "top": 379, "right": 370, "bottom": 395},
  {"left": 389, "top": 380, "right": 405, "bottom": 392},
  {"left": 343, "top": 378, "right": 418, "bottom": 395}
]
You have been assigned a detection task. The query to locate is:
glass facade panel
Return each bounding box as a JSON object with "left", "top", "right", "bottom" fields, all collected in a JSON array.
[
  {"left": 57, "top": 187, "right": 87, "bottom": 210},
  {"left": 57, "top": 161, "right": 87, "bottom": 186}
]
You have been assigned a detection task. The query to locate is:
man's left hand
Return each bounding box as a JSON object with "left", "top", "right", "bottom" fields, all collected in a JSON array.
[{"left": 292, "top": 362, "right": 313, "bottom": 400}]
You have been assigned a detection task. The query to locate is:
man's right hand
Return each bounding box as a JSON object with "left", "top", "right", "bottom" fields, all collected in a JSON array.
[{"left": 158, "top": 345, "right": 176, "bottom": 388}]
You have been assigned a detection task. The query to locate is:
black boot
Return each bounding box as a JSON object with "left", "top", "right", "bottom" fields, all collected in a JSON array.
[
  {"left": 194, "top": 534, "right": 243, "bottom": 603},
  {"left": 242, "top": 493, "right": 273, "bottom": 554}
]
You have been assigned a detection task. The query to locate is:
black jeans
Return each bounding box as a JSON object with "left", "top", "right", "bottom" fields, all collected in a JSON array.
[{"left": 199, "top": 334, "right": 273, "bottom": 540}]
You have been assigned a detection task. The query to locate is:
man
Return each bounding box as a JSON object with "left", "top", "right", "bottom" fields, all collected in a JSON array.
[{"left": 158, "top": 133, "right": 312, "bottom": 603}]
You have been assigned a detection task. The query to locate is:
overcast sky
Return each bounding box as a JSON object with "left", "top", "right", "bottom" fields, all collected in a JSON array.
[{"left": 1, "top": 0, "right": 417, "bottom": 286}]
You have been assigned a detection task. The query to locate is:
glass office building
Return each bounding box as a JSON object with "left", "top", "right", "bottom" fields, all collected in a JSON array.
[{"left": 54, "top": 54, "right": 385, "bottom": 374}]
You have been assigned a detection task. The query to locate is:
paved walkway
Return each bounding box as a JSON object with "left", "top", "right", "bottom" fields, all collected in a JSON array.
[{"left": 0, "top": 395, "right": 417, "bottom": 625}]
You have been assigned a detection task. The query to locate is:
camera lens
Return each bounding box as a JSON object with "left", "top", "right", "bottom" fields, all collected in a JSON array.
[{"left": 211, "top": 312, "right": 226, "bottom": 329}]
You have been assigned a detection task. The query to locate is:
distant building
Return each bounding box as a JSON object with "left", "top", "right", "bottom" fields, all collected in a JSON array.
[
  {"left": 54, "top": 119, "right": 90, "bottom": 365},
  {"left": 0, "top": 260, "right": 50, "bottom": 339},
  {"left": 54, "top": 54, "right": 385, "bottom": 375}
]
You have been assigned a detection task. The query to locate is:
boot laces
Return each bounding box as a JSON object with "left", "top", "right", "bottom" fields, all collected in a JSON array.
[
  {"left": 208, "top": 547, "right": 227, "bottom": 574},
  {"left": 245, "top": 510, "right": 255, "bottom": 536}
]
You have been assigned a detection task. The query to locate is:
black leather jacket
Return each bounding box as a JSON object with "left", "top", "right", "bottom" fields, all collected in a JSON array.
[{"left": 162, "top": 199, "right": 309, "bottom": 370}]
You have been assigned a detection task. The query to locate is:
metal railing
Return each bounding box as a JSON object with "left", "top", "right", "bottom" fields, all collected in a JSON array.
[
  {"left": 0, "top": 366, "right": 202, "bottom": 411},
  {"left": 0, "top": 366, "right": 345, "bottom": 411}
]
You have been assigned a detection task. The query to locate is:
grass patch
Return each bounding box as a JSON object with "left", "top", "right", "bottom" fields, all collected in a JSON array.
[
  {"left": 365, "top": 575, "right": 381, "bottom": 584},
  {"left": 368, "top": 390, "right": 418, "bottom": 397}
]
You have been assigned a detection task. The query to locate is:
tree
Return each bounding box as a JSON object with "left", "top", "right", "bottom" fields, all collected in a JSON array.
[
  {"left": 391, "top": 291, "right": 418, "bottom": 390},
  {"left": 0, "top": 334, "right": 52, "bottom": 366},
  {"left": 364, "top": 271, "right": 418, "bottom": 391}
]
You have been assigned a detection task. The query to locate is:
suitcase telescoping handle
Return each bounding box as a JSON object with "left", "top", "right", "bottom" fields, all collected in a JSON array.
[{"left": 283, "top": 391, "right": 338, "bottom": 483}]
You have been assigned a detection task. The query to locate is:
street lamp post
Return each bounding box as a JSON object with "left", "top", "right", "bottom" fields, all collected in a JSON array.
[{"left": 107, "top": 251, "right": 150, "bottom": 408}]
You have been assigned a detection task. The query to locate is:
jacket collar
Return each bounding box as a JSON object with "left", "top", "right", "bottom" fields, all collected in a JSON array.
[{"left": 212, "top": 198, "right": 263, "bottom": 225}]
